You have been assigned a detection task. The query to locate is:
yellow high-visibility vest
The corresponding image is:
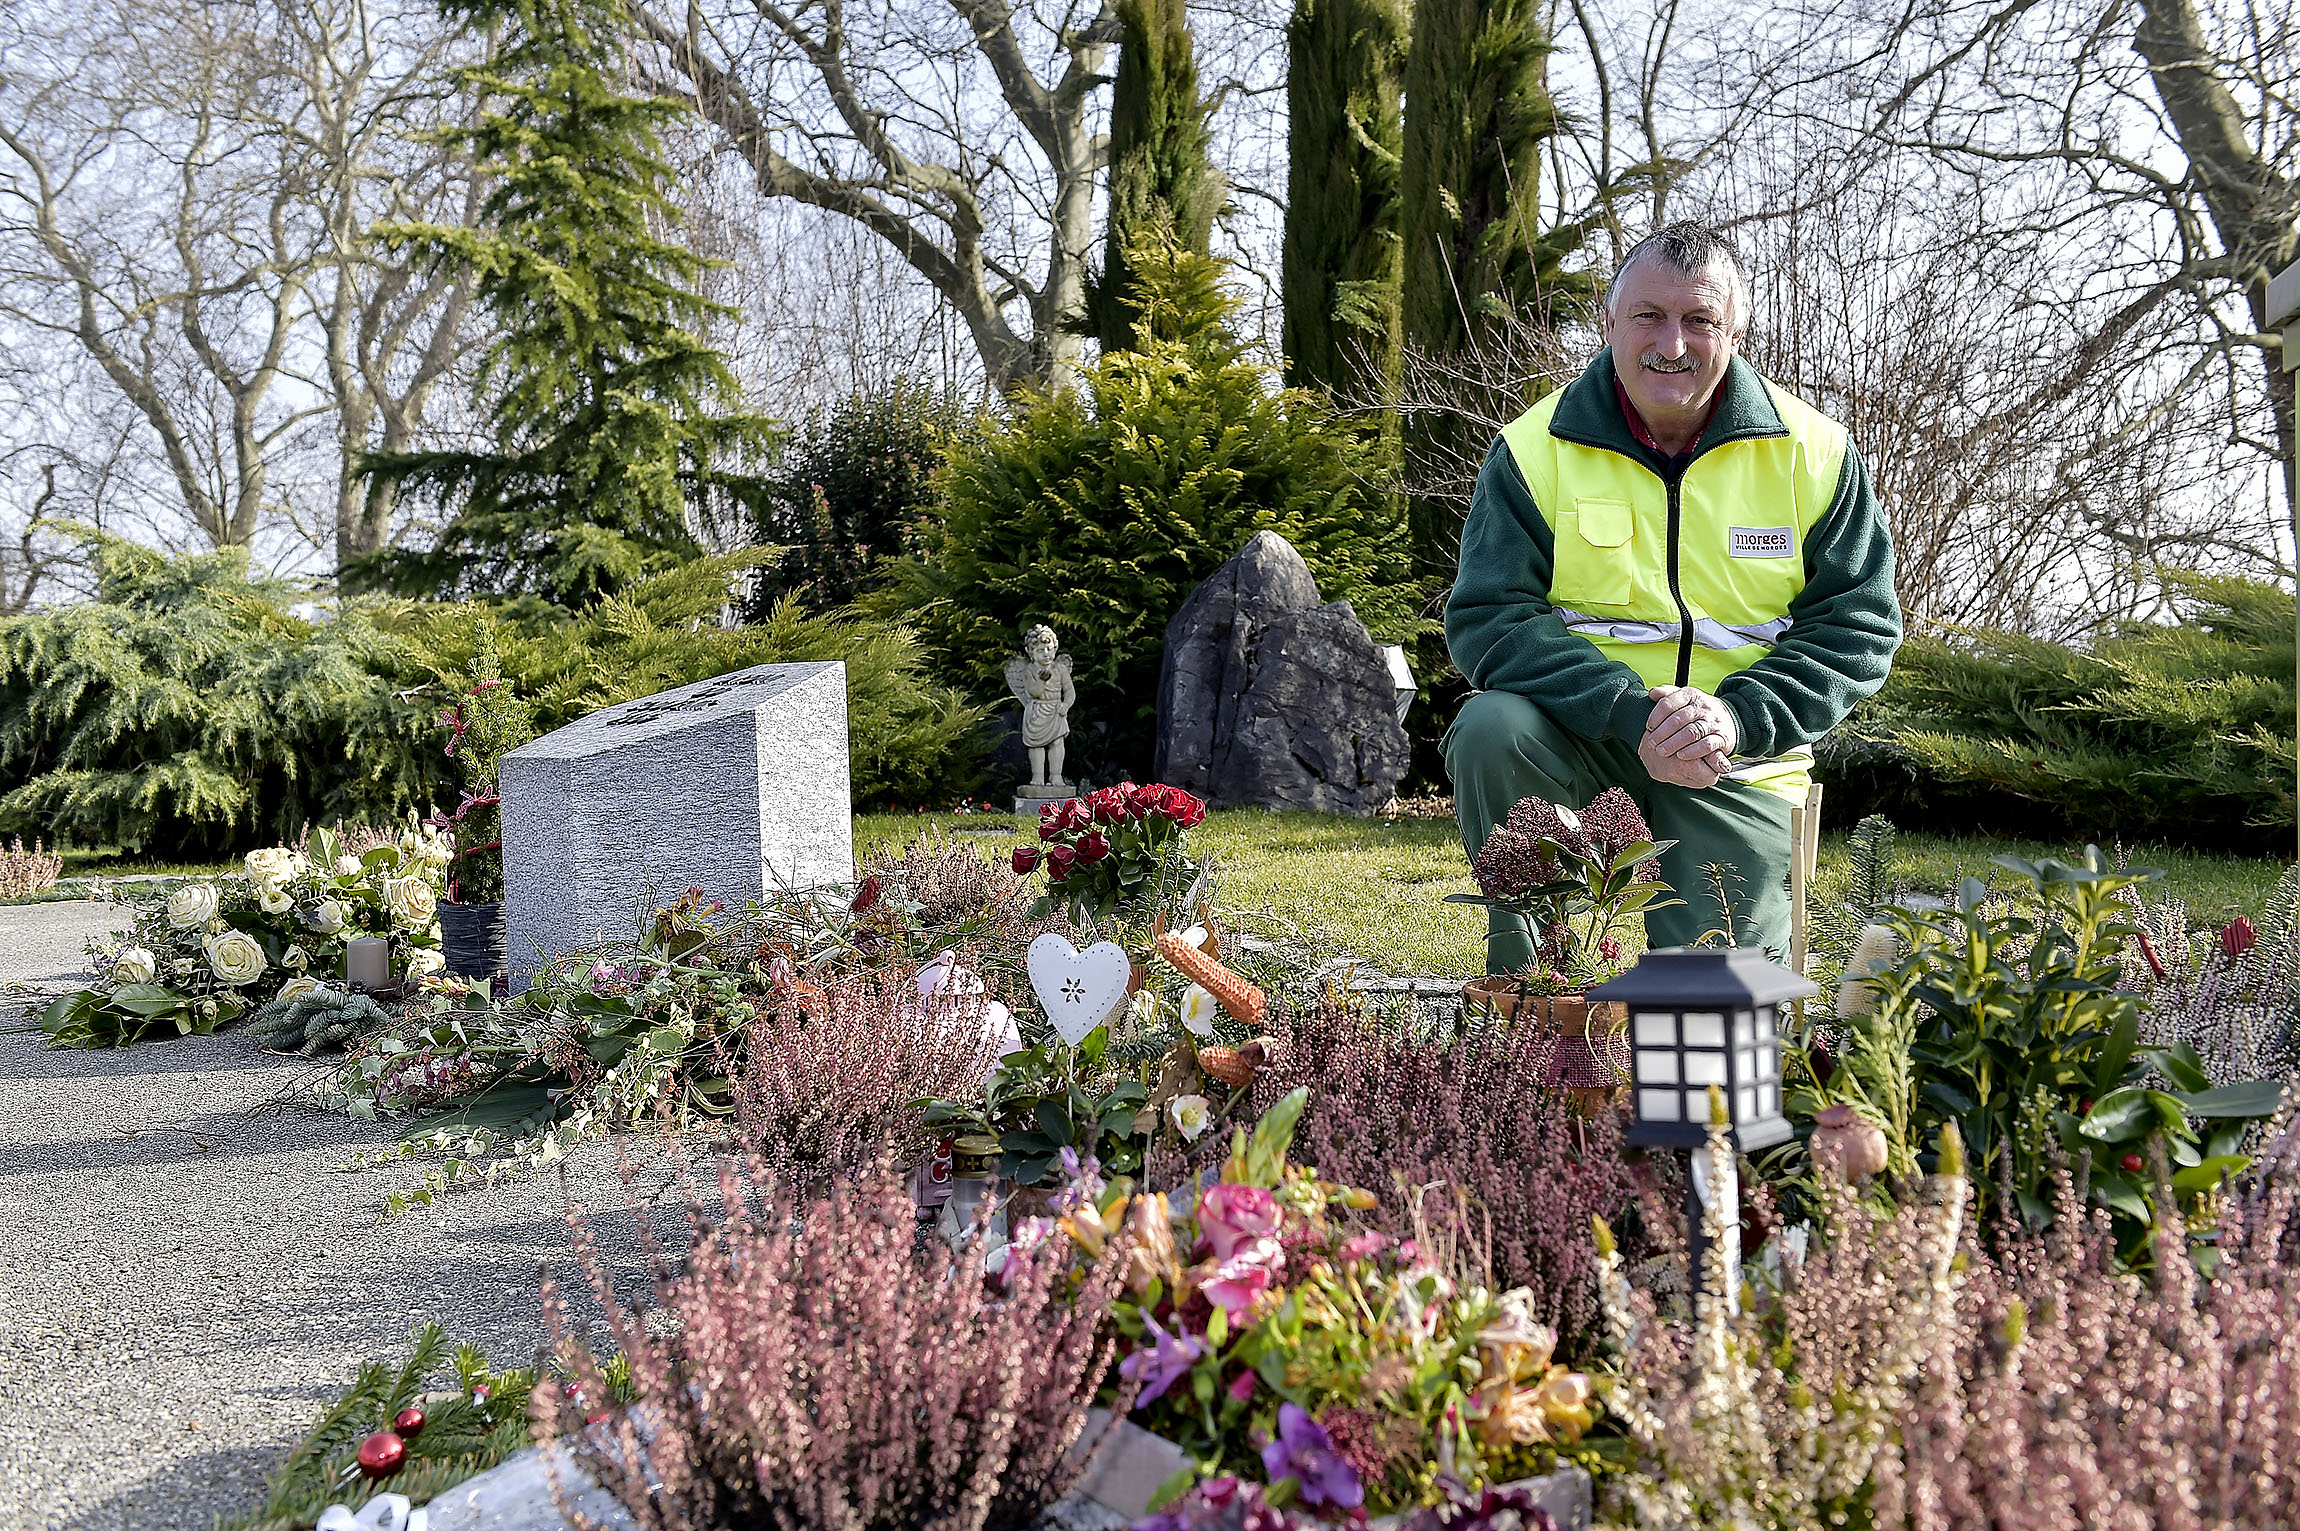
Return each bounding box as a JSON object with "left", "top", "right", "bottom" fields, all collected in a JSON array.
[{"left": 1499, "top": 373, "right": 1848, "bottom": 801}]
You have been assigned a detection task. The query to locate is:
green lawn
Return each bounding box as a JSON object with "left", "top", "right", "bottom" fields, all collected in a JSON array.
[
  {"left": 860, "top": 809, "right": 2292, "bottom": 979},
  {"left": 28, "top": 814, "right": 2285, "bottom": 968}
]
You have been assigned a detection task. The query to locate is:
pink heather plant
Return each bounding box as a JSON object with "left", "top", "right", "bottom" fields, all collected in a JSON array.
[
  {"left": 1881, "top": 1156, "right": 2300, "bottom": 1531},
  {"left": 733, "top": 964, "right": 1005, "bottom": 1189},
  {"left": 1239, "top": 997, "right": 1638, "bottom": 1356},
  {"left": 553, "top": 1165, "right": 1131, "bottom": 1531}
]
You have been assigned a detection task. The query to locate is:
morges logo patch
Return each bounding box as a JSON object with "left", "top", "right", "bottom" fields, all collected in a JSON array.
[{"left": 1730, "top": 525, "right": 1795, "bottom": 559}]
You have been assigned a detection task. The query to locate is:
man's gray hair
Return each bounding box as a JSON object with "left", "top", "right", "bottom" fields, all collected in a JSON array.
[{"left": 1606, "top": 221, "right": 1752, "bottom": 329}]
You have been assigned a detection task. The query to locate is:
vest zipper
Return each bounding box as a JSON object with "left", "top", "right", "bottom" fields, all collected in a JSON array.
[{"left": 1664, "top": 469, "right": 1693, "bottom": 686}]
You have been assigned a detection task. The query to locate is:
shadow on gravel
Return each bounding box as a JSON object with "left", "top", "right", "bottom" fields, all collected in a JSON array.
[
  {"left": 0, "top": 1109, "right": 400, "bottom": 1179},
  {"left": 0, "top": 1030, "right": 312, "bottom": 1081},
  {"left": 61, "top": 1437, "right": 284, "bottom": 1531}
]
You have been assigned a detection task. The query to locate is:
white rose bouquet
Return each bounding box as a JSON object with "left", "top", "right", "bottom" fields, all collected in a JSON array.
[{"left": 46, "top": 818, "right": 445, "bottom": 1049}]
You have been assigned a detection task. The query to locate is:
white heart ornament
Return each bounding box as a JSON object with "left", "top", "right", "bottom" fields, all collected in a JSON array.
[{"left": 1027, "top": 933, "right": 1134, "bottom": 1045}]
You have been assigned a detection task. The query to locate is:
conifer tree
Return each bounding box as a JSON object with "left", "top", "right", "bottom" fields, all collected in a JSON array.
[
  {"left": 1398, "top": 0, "right": 1587, "bottom": 576},
  {"left": 1083, "top": 0, "right": 1227, "bottom": 356},
  {"left": 1281, "top": 0, "right": 1408, "bottom": 401},
  {"left": 357, "top": 0, "right": 776, "bottom": 607}
]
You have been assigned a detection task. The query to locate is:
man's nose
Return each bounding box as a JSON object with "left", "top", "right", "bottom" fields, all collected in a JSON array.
[{"left": 1651, "top": 320, "right": 1686, "bottom": 357}]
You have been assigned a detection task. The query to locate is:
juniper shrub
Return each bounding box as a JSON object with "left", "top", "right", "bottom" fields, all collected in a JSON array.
[{"left": 554, "top": 1165, "right": 1129, "bottom": 1531}]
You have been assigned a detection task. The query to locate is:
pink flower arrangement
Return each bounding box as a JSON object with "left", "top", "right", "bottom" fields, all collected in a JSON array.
[
  {"left": 1197, "top": 1182, "right": 1281, "bottom": 1259},
  {"left": 1051, "top": 1090, "right": 1597, "bottom": 1514}
]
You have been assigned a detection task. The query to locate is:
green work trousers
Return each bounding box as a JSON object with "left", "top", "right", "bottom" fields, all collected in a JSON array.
[{"left": 1443, "top": 689, "right": 1795, "bottom": 973}]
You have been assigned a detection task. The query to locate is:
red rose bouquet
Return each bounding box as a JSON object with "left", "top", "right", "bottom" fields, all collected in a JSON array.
[{"left": 1012, "top": 781, "right": 1208, "bottom": 922}]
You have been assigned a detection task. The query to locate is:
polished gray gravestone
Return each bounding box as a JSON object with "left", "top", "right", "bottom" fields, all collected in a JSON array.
[{"left": 500, "top": 662, "right": 851, "bottom": 988}]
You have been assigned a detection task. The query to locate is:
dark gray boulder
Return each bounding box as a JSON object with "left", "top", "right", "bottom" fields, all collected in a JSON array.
[{"left": 1154, "top": 531, "right": 1409, "bottom": 813}]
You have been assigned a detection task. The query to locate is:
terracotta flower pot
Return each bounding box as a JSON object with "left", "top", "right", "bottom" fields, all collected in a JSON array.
[{"left": 1460, "top": 977, "right": 1630, "bottom": 1117}]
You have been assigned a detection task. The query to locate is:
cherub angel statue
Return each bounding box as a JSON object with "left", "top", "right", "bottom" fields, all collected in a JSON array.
[{"left": 1004, "top": 623, "right": 1075, "bottom": 790}]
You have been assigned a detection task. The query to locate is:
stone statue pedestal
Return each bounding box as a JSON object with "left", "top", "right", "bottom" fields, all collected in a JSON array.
[{"left": 1014, "top": 781, "right": 1077, "bottom": 822}]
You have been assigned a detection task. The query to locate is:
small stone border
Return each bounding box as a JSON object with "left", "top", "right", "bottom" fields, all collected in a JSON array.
[{"left": 410, "top": 1409, "right": 1592, "bottom": 1531}]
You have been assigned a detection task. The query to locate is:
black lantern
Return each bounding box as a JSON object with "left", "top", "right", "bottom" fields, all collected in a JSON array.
[{"left": 1587, "top": 947, "right": 1815, "bottom": 1153}]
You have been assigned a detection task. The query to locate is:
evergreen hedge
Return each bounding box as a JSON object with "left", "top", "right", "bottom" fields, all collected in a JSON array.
[
  {"left": 0, "top": 538, "right": 986, "bottom": 858},
  {"left": 1820, "top": 570, "right": 2295, "bottom": 847},
  {"left": 873, "top": 240, "right": 1414, "bottom": 780}
]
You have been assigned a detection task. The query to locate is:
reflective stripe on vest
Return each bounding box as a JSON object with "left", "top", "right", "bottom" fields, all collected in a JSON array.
[
  {"left": 1501, "top": 372, "right": 1850, "bottom": 803},
  {"left": 1554, "top": 608, "right": 1794, "bottom": 652}
]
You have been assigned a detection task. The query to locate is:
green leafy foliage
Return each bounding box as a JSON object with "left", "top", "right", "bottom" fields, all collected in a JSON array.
[
  {"left": 925, "top": 1030, "right": 1154, "bottom": 1185},
  {"left": 0, "top": 535, "right": 433, "bottom": 857},
  {"left": 357, "top": 0, "right": 778, "bottom": 606},
  {"left": 748, "top": 386, "right": 963, "bottom": 613},
  {"left": 1084, "top": 0, "right": 1227, "bottom": 353},
  {"left": 1398, "top": 0, "right": 1590, "bottom": 573},
  {"left": 393, "top": 552, "right": 988, "bottom": 807},
  {"left": 430, "top": 623, "right": 535, "bottom": 902},
  {"left": 0, "top": 544, "right": 985, "bottom": 856},
  {"left": 1846, "top": 848, "right": 2285, "bottom": 1254},
  {"left": 221, "top": 1324, "right": 537, "bottom": 1530},
  {"left": 1283, "top": 0, "right": 1409, "bottom": 400},
  {"left": 878, "top": 240, "right": 1412, "bottom": 777},
  {"left": 42, "top": 982, "right": 234, "bottom": 1049},
  {"left": 1824, "top": 569, "right": 2296, "bottom": 846}
]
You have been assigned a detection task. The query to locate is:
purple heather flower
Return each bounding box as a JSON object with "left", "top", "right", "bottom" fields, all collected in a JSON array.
[
  {"left": 1054, "top": 1146, "right": 1105, "bottom": 1213},
  {"left": 1119, "top": 1311, "right": 1205, "bottom": 1407},
  {"left": 1259, "top": 1402, "right": 1363, "bottom": 1510}
]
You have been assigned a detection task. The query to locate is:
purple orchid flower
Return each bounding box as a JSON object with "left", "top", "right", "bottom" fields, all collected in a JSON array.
[
  {"left": 1118, "top": 1311, "right": 1204, "bottom": 1407},
  {"left": 1259, "top": 1403, "right": 1363, "bottom": 1510}
]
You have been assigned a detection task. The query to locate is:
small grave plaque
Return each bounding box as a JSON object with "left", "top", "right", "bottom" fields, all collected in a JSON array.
[{"left": 500, "top": 662, "right": 852, "bottom": 989}]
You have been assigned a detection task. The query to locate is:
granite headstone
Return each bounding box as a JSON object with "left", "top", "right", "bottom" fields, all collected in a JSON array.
[
  {"left": 1154, "top": 531, "right": 1410, "bottom": 813},
  {"left": 500, "top": 661, "right": 851, "bottom": 988}
]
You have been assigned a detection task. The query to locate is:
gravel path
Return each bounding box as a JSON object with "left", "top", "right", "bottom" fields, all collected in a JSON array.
[{"left": 0, "top": 904, "right": 660, "bottom": 1531}]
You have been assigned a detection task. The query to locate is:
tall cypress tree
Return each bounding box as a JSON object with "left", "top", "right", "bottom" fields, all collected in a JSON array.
[
  {"left": 357, "top": 0, "right": 776, "bottom": 606},
  {"left": 1281, "top": 0, "right": 1408, "bottom": 401},
  {"left": 1398, "top": 0, "right": 1587, "bottom": 576},
  {"left": 1083, "top": 0, "right": 1227, "bottom": 356}
]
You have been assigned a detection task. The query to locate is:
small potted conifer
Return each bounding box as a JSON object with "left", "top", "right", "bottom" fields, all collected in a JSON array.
[{"left": 430, "top": 623, "right": 533, "bottom": 984}]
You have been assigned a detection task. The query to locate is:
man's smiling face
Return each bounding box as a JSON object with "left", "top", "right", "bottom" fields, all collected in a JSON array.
[{"left": 1604, "top": 255, "right": 1746, "bottom": 425}]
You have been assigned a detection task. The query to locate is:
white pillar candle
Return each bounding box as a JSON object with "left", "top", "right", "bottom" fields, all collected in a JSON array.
[{"left": 346, "top": 937, "right": 391, "bottom": 990}]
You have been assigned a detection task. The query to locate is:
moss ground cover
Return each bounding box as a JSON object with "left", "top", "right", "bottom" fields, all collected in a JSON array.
[{"left": 858, "top": 811, "right": 2291, "bottom": 978}]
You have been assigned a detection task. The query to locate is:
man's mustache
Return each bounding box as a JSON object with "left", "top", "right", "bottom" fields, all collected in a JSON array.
[{"left": 1638, "top": 352, "right": 1699, "bottom": 374}]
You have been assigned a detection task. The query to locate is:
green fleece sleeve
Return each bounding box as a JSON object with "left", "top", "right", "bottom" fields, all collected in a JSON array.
[
  {"left": 1445, "top": 438, "right": 1656, "bottom": 744},
  {"left": 1716, "top": 442, "right": 1902, "bottom": 758}
]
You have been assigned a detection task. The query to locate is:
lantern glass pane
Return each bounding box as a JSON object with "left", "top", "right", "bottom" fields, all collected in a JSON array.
[
  {"left": 1758, "top": 1046, "right": 1777, "bottom": 1080},
  {"left": 1756, "top": 1005, "right": 1776, "bottom": 1041},
  {"left": 1635, "top": 1012, "right": 1676, "bottom": 1047},
  {"left": 1736, "top": 1085, "right": 1757, "bottom": 1123},
  {"left": 1640, "top": 1050, "right": 1679, "bottom": 1084},
  {"left": 1683, "top": 1012, "right": 1725, "bottom": 1047},
  {"left": 1639, "top": 1088, "right": 1680, "bottom": 1121},
  {"left": 1735, "top": 1047, "right": 1758, "bottom": 1083},
  {"left": 1760, "top": 1080, "right": 1779, "bottom": 1117},
  {"left": 1685, "top": 1051, "right": 1727, "bottom": 1086},
  {"left": 1732, "top": 1012, "right": 1754, "bottom": 1048}
]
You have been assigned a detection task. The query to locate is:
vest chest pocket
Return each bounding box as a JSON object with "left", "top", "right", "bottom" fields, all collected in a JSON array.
[{"left": 1555, "top": 497, "right": 1636, "bottom": 607}]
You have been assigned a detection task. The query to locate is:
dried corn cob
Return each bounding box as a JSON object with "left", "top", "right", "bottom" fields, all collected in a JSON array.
[
  {"left": 1199, "top": 1046, "right": 1254, "bottom": 1089},
  {"left": 1154, "top": 930, "right": 1266, "bottom": 1028}
]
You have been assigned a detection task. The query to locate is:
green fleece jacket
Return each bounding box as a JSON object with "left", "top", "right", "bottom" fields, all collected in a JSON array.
[{"left": 1444, "top": 350, "right": 1902, "bottom": 760}]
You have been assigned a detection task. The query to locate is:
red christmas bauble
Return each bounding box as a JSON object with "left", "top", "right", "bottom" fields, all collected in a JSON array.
[
  {"left": 394, "top": 1405, "right": 426, "bottom": 1437},
  {"left": 357, "top": 1431, "right": 407, "bottom": 1478}
]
